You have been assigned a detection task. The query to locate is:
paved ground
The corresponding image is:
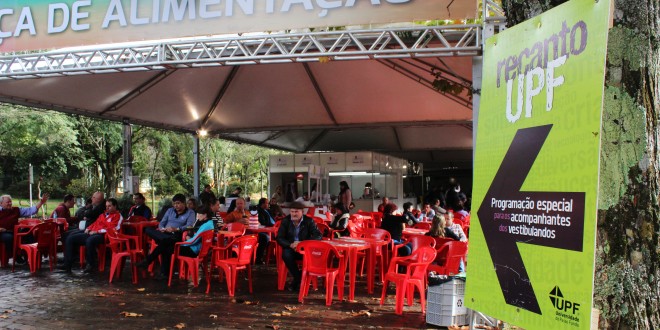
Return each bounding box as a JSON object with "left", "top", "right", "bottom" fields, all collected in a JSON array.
[{"left": 0, "top": 256, "right": 440, "bottom": 330}]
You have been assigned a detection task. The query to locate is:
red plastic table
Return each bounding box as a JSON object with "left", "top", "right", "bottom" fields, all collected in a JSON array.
[{"left": 325, "top": 238, "right": 370, "bottom": 301}]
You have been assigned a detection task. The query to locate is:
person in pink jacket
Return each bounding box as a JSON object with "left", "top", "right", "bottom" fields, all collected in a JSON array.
[{"left": 58, "top": 198, "right": 123, "bottom": 274}]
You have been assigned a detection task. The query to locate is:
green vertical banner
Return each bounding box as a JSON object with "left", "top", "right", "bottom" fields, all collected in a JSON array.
[{"left": 466, "top": 0, "right": 611, "bottom": 328}]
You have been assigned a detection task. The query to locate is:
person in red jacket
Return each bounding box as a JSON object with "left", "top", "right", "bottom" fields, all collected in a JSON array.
[{"left": 58, "top": 198, "right": 123, "bottom": 274}]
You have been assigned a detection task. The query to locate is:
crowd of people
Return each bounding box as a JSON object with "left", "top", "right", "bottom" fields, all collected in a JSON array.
[{"left": 1, "top": 179, "right": 469, "bottom": 294}]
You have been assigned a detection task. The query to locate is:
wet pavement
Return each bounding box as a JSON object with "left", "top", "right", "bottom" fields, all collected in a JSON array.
[{"left": 0, "top": 256, "right": 438, "bottom": 330}]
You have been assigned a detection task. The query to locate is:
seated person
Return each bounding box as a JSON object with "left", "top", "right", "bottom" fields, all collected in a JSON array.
[
  {"left": 431, "top": 198, "right": 447, "bottom": 215},
  {"left": 139, "top": 194, "right": 195, "bottom": 280},
  {"left": 60, "top": 198, "right": 122, "bottom": 273},
  {"left": 156, "top": 200, "right": 172, "bottom": 221},
  {"left": 425, "top": 214, "right": 460, "bottom": 241},
  {"left": 269, "top": 198, "right": 284, "bottom": 218},
  {"left": 361, "top": 182, "right": 379, "bottom": 199},
  {"left": 74, "top": 198, "right": 92, "bottom": 222},
  {"left": 0, "top": 193, "right": 50, "bottom": 264},
  {"left": 377, "top": 197, "right": 389, "bottom": 213},
  {"left": 51, "top": 194, "right": 75, "bottom": 223},
  {"left": 198, "top": 185, "right": 216, "bottom": 206},
  {"left": 224, "top": 197, "right": 250, "bottom": 225},
  {"left": 417, "top": 203, "right": 435, "bottom": 222},
  {"left": 428, "top": 214, "right": 465, "bottom": 272},
  {"left": 204, "top": 196, "right": 223, "bottom": 229},
  {"left": 128, "top": 193, "right": 152, "bottom": 219},
  {"left": 255, "top": 198, "right": 276, "bottom": 264},
  {"left": 218, "top": 196, "right": 228, "bottom": 213},
  {"left": 380, "top": 203, "right": 413, "bottom": 257},
  {"left": 176, "top": 205, "right": 216, "bottom": 258},
  {"left": 402, "top": 202, "right": 420, "bottom": 225},
  {"left": 329, "top": 203, "right": 350, "bottom": 237},
  {"left": 276, "top": 201, "right": 322, "bottom": 292},
  {"left": 186, "top": 198, "right": 198, "bottom": 211},
  {"left": 445, "top": 212, "right": 468, "bottom": 242}
]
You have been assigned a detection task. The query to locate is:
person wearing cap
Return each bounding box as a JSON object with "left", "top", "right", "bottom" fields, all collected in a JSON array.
[{"left": 276, "top": 201, "right": 322, "bottom": 292}]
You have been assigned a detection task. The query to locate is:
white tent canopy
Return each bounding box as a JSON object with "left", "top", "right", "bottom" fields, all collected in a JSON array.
[{"left": 0, "top": 26, "right": 479, "bottom": 171}]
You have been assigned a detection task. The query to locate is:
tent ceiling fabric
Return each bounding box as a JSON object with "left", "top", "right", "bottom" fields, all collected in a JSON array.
[{"left": 0, "top": 56, "right": 474, "bottom": 170}]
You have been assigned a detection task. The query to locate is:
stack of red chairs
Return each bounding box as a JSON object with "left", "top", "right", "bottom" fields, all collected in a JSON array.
[
  {"left": 296, "top": 240, "right": 344, "bottom": 306},
  {"left": 380, "top": 246, "right": 437, "bottom": 315}
]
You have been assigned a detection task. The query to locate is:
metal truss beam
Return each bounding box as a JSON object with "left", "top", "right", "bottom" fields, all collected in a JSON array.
[{"left": 0, "top": 25, "right": 481, "bottom": 80}]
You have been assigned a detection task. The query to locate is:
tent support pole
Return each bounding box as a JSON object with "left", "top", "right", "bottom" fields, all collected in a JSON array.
[
  {"left": 193, "top": 134, "right": 200, "bottom": 198},
  {"left": 122, "top": 119, "right": 134, "bottom": 194}
]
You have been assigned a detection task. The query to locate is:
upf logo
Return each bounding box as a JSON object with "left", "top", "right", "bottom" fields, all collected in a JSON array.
[{"left": 549, "top": 286, "right": 580, "bottom": 314}]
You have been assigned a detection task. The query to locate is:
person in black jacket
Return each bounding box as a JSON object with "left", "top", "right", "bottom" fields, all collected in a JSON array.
[
  {"left": 276, "top": 201, "right": 322, "bottom": 291},
  {"left": 255, "top": 198, "right": 276, "bottom": 264},
  {"left": 380, "top": 203, "right": 414, "bottom": 257}
]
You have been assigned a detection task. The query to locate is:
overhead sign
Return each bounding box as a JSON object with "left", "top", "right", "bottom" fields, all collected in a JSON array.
[
  {"left": 465, "top": 0, "right": 611, "bottom": 328},
  {"left": 0, "top": 0, "right": 476, "bottom": 52}
]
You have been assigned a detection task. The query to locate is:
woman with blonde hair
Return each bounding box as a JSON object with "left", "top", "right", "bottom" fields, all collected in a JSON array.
[{"left": 426, "top": 214, "right": 460, "bottom": 240}]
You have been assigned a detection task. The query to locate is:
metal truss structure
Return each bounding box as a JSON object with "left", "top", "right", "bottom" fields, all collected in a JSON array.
[{"left": 0, "top": 25, "right": 481, "bottom": 80}]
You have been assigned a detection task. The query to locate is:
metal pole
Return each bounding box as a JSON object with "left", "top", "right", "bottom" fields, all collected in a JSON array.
[
  {"left": 122, "top": 119, "right": 133, "bottom": 194},
  {"left": 193, "top": 134, "right": 200, "bottom": 198},
  {"left": 28, "top": 164, "right": 33, "bottom": 207}
]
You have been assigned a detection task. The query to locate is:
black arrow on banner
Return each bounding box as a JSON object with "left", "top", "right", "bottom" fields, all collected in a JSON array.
[{"left": 477, "top": 124, "right": 585, "bottom": 315}]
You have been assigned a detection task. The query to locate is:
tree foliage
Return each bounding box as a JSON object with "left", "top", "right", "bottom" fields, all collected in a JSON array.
[{"left": 0, "top": 105, "right": 281, "bottom": 202}]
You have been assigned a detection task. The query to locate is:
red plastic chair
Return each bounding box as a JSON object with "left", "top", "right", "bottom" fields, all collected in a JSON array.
[
  {"left": 107, "top": 231, "right": 145, "bottom": 284},
  {"left": 18, "top": 219, "right": 41, "bottom": 226},
  {"left": 312, "top": 216, "right": 326, "bottom": 226},
  {"left": 53, "top": 218, "right": 69, "bottom": 252},
  {"left": 392, "top": 235, "right": 436, "bottom": 259},
  {"left": 264, "top": 221, "right": 281, "bottom": 267},
  {"left": 316, "top": 223, "right": 333, "bottom": 239},
  {"left": 453, "top": 212, "right": 470, "bottom": 225},
  {"left": 79, "top": 241, "right": 107, "bottom": 271},
  {"left": 428, "top": 241, "right": 468, "bottom": 276},
  {"left": 347, "top": 216, "right": 366, "bottom": 238},
  {"left": 431, "top": 237, "right": 455, "bottom": 266},
  {"left": 222, "top": 222, "right": 247, "bottom": 236},
  {"left": 17, "top": 221, "right": 58, "bottom": 273},
  {"left": 207, "top": 235, "right": 258, "bottom": 295},
  {"left": 380, "top": 246, "right": 436, "bottom": 315},
  {"left": 168, "top": 230, "right": 215, "bottom": 287},
  {"left": 275, "top": 243, "right": 318, "bottom": 291},
  {"left": 358, "top": 228, "right": 392, "bottom": 283},
  {"left": 275, "top": 244, "right": 289, "bottom": 290},
  {"left": 296, "top": 240, "right": 344, "bottom": 306},
  {"left": 412, "top": 222, "right": 431, "bottom": 231},
  {"left": 0, "top": 242, "right": 8, "bottom": 268}
]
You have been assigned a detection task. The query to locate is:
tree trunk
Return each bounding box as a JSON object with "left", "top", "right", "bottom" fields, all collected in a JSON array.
[{"left": 502, "top": 0, "right": 659, "bottom": 328}]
